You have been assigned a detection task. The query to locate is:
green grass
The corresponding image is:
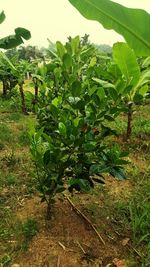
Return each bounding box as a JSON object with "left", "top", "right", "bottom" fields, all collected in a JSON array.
[
  {"left": 113, "top": 111, "right": 150, "bottom": 138},
  {"left": 0, "top": 123, "right": 12, "bottom": 144}
]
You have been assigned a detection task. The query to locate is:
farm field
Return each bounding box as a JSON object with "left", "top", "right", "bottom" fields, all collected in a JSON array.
[
  {"left": 1, "top": 1, "right": 150, "bottom": 266},
  {"left": 0, "top": 95, "right": 150, "bottom": 267}
]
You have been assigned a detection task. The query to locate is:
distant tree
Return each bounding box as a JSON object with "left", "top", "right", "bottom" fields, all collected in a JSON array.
[{"left": 95, "top": 44, "right": 112, "bottom": 54}]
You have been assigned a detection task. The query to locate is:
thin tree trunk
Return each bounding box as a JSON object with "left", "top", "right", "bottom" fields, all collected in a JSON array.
[
  {"left": 126, "top": 103, "right": 133, "bottom": 140},
  {"left": 2, "top": 80, "right": 8, "bottom": 97},
  {"left": 19, "top": 82, "right": 27, "bottom": 114},
  {"left": 34, "top": 84, "right": 38, "bottom": 102}
]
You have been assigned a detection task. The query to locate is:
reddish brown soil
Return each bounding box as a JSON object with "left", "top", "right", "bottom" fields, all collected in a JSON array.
[{"left": 13, "top": 187, "right": 132, "bottom": 267}]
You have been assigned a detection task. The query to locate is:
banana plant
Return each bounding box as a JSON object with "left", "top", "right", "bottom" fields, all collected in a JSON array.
[
  {"left": 68, "top": 0, "right": 150, "bottom": 56},
  {"left": 0, "top": 52, "right": 18, "bottom": 96},
  {"left": 113, "top": 42, "right": 150, "bottom": 139},
  {"left": 0, "top": 11, "right": 31, "bottom": 49}
]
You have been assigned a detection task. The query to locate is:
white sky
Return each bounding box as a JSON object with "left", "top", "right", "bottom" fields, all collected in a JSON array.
[{"left": 1, "top": 0, "right": 150, "bottom": 48}]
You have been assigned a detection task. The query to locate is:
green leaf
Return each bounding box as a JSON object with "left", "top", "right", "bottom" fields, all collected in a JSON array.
[
  {"left": 58, "top": 122, "right": 67, "bottom": 136},
  {"left": 63, "top": 53, "right": 72, "bottom": 69},
  {"left": 73, "top": 117, "right": 80, "bottom": 127},
  {"left": 92, "top": 77, "right": 115, "bottom": 89},
  {"left": 108, "top": 87, "right": 118, "bottom": 101},
  {"left": 68, "top": 0, "right": 150, "bottom": 56},
  {"left": 56, "top": 41, "right": 66, "bottom": 59},
  {"left": 0, "top": 11, "right": 5, "bottom": 24},
  {"left": 15, "top": 27, "right": 31, "bottom": 40},
  {"left": 113, "top": 42, "right": 140, "bottom": 87},
  {"left": 97, "top": 87, "right": 105, "bottom": 99},
  {"left": 71, "top": 81, "right": 82, "bottom": 97},
  {"left": 89, "top": 56, "right": 97, "bottom": 67},
  {"left": 104, "top": 115, "right": 115, "bottom": 122},
  {"left": 71, "top": 35, "right": 80, "bottom": 55},
  {"left": 0, "top": 27, "right": 31, "bottom": 49},
  {"left": 90, "top": 164, "right": 109, "bottom": 175},
  {"left": 138, "top": 85, "right": 149, "bottom": 97},
  {"left": 0, "top": 52, "right": 17, "bottom": 71},
  {"left": 135, "top": 69, "right": 150, "bottom": 90},
  {"left": 142, "top": 56, "right": 150, "bottom": 68},
  {"left": 110, "top": 167, "right": 126, "bottom": 180}
]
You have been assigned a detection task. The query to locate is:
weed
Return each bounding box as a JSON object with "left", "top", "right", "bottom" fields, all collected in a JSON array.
[
  {"left": 5, "top": 174, "right": 17, "bottom": 186},
  {"left": 20, "top": 218, "right": 38, "bottom": 250}
]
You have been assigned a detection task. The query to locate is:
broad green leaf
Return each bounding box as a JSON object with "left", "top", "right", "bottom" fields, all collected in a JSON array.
[
  {"left": 71, "top": 81, "right": 82, "bottom": 97},
  {"left": 73, "top": 117, "right": 80, "bottom": 127},
  {"left": 0, "top": 27, "right": 31, "bottom": 49},
  {"left": 68, "top": 0, "right": 150, "bottom": 56},
  {"left": 110, "top": 167, "right": 126, "bottom": 180},
  {"left": 0, "top": 35, "right": 22, "bottom": 49},
  {"left": 0, "top": 52, "right": 17, "bottom": 71},
  {"left": 97, "top": 87, "right": 105, "bottom": 99},
  {"left": 56, "top": 41, "right": 66, "bottom": 59},
  {"left": 131, "top": 69, "right": 150, "bottom": 98},
  {"left": 92, "top": 77, "right": 115, "bottom": 89},
  {"left": 113, "top": 42, "right": 140, "bottom": 87},
  {"left": 63, "top": 53, "right": 72, "bottom": 69},
  {"left": 108, "top": 87, "right": 118, "bottom": 101},
  {"left": 135, "top": 69, "right": 150, "bottom": 89},
  {"left": 71, "top": 35, "right": 80, "bottom": 55},
  {"left": 58, "top": 122, "right": 67, "bottom": 136},
  {"left": 89, "top": 56, "right": 97, "bottom": 67},
  {"left": 0, "top": 11, "right": 5, "bottom": 24},
  {"left": 138, "top": 85, "right": 149, "bottom": 96},
  {"left": 15, "top": 27, "right": 31, "bottom": 40}
]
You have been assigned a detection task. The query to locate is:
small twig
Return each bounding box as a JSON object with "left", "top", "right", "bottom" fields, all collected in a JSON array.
[
  {"left": 76, "top": 241, "right": 86, "bottom": 254},
  {"left": 58, "top": 241, "right": 66, "bottom": 251},
  {"left": 57, "top": 256, "right": 61, "bottom": 267},
  {"left": 64, "top": 194, "right": 105, "bottom": 245}
]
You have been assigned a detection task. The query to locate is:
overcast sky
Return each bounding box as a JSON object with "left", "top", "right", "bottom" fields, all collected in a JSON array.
[{"left": 1, "top": 0, "right": 150, "bottom": 48}]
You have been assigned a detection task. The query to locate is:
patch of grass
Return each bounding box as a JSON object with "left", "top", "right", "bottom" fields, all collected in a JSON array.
[
  {"left": 133, "top": 117, "right": 150, "bottom": 137},
  {"left": 15, "top": 218, "right": 39, "bottom": 251},
  {"left": 22, "top": 218, "right": 38, "bottom": 241},
  {"left": 7, "top": 112, "right": 22, "bottom": 122},
  {"left": 114, "top": 173, "right": 150, "bottom": 266},
  {"left": 0, "top": 174, "right": 17, "bottom": 187},
  {"left": 0, "top": 98, "right": 13, "bottom": 113},
  {"left": 0, "top": 123, "right": 12, "bottom": 144},
  {"left": 18, "top": 128, "right": 30, "bottom": 146}
]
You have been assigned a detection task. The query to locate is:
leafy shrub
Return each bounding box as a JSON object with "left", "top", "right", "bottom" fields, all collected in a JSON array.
[{"left": 30, "top": 37, "right": 128, "bottom": 215}]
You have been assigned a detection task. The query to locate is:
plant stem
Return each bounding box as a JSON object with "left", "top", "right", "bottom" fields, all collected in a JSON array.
[{"left": 126, "top": 102, "right": 133, "bottom": 140}]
